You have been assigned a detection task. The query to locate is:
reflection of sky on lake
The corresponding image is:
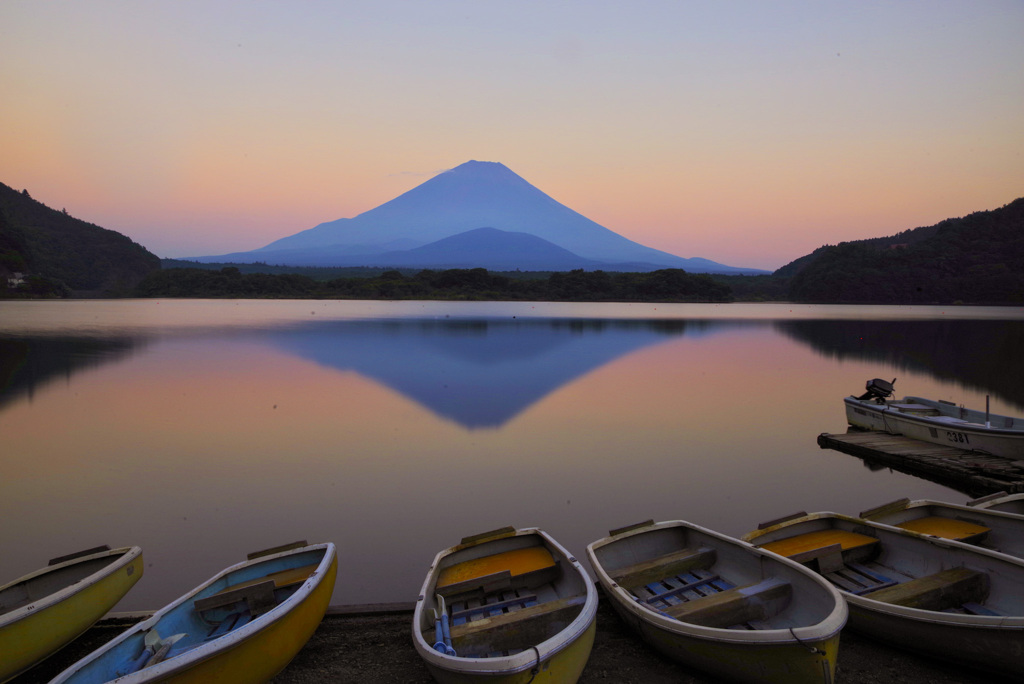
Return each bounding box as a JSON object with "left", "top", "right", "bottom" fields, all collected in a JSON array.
[{"left": 2, "top": 301, "right": 1022, "bottom": 612}]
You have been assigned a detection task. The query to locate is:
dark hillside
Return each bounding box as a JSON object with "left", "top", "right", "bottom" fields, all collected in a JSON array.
[
  {"left": 0, "top": 182, "right": 160, "bottom": 296},
  {"left": 785, "top": 198, "right": 1024, "bottom": 304}
]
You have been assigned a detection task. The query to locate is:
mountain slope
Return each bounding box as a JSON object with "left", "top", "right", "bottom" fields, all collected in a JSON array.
[
  {"left": 368, "top": 227, "right": 603, "bottom": 270},
  {"left": 0, "top": 182, "right": 161, "bottom": 295},
  {"left": 784, "top": 197, "right": 1024, "bottom": 303},
  {"left": 196, "top": 161, "right": 763, "bottom": 274}
]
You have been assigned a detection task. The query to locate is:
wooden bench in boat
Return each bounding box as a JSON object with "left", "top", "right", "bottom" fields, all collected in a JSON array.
[
  {"left": 660, "top": 577, "right": 792, "bottom": 628},
  {"left": 623, "top": 560, "right": 791, "bottom": 630},
  {"left": 425, "top": 595, "right": 586, "bottom": 655},
  {"left": 862, "top": 567, "right": 989, "bottom": 611},
  {"left": 435, "top": 547, "right": 558, "bottom": 598},
  {"left": 757, "top": 529, "right": 879, "bottom": 572},
  {"left": 609, "top": 547, "right": 716, "bottom": 590},
  {"left": 893, "top": 517, "right": 990, "bottom": 543},
  {"left": 194, "top": 563, "right": 319, "bottom": 617}
]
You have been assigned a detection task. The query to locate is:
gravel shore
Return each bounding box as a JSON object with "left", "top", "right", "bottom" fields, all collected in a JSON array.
[{"left": 13, "top": 600, "right": 1004, "bottom": 683}]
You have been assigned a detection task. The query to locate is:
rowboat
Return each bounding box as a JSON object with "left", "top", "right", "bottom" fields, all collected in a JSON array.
[
  {"left": 859, "top": 497, "right": 1024, "bottom": 559},
  {"left": 967, "top": 490, "right": 1024, "bottom": 515},
  {"left": 743, "top": 512, "right": 1024, "bottom": 676},
  {"left": 412, "top": 527, "right": 597, "bottom": 684},
  {"left": 586, "top": 520, "right": 846, "bottom": 684},
  {"left": 51, "top": 541, "right": 336, "bottom": 684},
  {"left": 0, "top": 545, "right": 143, "bottom": 683},
  {"left": 844, "top": 378, "right": 1024, "bottom": 458}
]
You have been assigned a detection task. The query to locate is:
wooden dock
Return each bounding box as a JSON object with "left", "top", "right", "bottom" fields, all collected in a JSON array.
[{"left": 818, "top": 430, "right": 1024, "bottom": 496}]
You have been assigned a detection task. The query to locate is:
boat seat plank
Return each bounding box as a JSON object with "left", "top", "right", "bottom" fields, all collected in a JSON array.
[
  {"left": 438, "top": 570, "right": 514, "bottom": 599},
  {"left": 863, "top": 567, "right": 989, "bottom": 610},
  {"left": 193, "top": 562, "right": 319, "bottom": 617},
  {"left": 425, "top": 595, "right": 586, "bottom": 655},
  {"left": 610, "top": 547, "right": 716, "bottom": 590},
  {"left": 194, "top": 579, "right": 277, "bottom": 616},
  {"left": 48, "top": 545, "right": 112, "bottom": 566},
  {"left": 758, "top": 529, "right": 879, "bottom": 567},
  {"left": 225, "top": 563, "right": 319, "bottom": 593},
  {"left": 661, "top": 577, "right": 792, "bottom": 628},
  {"left": 436, "top": 547, "right": 555, "bottom": 590},
  {"left": 894, "top": 516, "right": 990, "bottom": 543},
  {"left": 197, "top": 562, "right": 319, "bottom": 611},
  {"left": 436, "top": 549, "right": 561, "bottom": 600}
]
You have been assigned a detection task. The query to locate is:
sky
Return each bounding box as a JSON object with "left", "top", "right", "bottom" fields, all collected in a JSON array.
[{"left": 2, "top": 1, "right": 1022, "bottom": 271}]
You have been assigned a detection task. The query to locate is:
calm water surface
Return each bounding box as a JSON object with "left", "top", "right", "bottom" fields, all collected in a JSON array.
[{"left": 2, "top": 299, "right": 1023, "bottom": 612}]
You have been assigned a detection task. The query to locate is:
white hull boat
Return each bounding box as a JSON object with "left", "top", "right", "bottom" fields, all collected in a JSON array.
[
  {"left": 744, "top": 512, "right": 1024, "bottom": 676},
  {"left": 587, "top": 520, "right": 846, "bottom": 684},
  {"left": 844, "top": 378, "right": 1024, "bottom": 459}
]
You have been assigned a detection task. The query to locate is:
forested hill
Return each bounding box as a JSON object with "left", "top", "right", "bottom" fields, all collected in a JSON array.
[
  {"left": 779, "top": 197, "right": 1024, "bottom": 304},
  {"left": 0, "top": 182, "right": 160, "bottom": 296}
]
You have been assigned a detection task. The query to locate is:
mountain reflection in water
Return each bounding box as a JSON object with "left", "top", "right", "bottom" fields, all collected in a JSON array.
[
  {"left": 3, "top": 314, "right": 1022, "bottom": 427},
  {"left": 262, "top": 318, "right": 736, "bottom": 428}
]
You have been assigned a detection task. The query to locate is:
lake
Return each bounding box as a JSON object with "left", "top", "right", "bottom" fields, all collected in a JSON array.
[{"left": 2, "top": 299, "right": 1023, "bottom": 612}]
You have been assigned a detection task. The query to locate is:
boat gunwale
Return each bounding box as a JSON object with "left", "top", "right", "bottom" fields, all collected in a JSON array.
[
  {"left": 844, "top": 396, "right": 1024, "bottom": 437},
  {"left": 586, "top": 520, "right": 848, "bottom": 646},
  {"left": 50, "top": 542, "right": 336, "bottom": 684},
  {"left": 745, "top": 512, "right": 1024, "bottom": 628},
  {"left": 868, "top": 498, "right": 1024, "bottom": 529},
  {"left": 0, "top": 546, "right": 142, "bottom": 629},
  {"left": 970, "top": 492, "right": 1024, "bottom": 514},
  {"left": 411, "top": 527, "right": 598, "bottom": 676}
]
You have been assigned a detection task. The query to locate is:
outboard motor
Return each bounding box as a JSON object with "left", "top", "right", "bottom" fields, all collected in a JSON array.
[{"left": 856, "top": 378, "right": 896, "bottom": 403}]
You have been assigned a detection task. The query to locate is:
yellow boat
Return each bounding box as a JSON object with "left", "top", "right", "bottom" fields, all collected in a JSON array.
[
  {"left": 51, "top": 541, "right": 336, "bottom": 684},
  {"left": 859, "top": 497, "right": 1024, "bottom": 559},
  {"left": 587, "top": 520, "right": 846, "bottom": 684},
  {"left": 412, "top": 527, "right": 598, "bottom": 683},
  {"left": 0, "top": 545, "right": 143, "bottom": 683}
]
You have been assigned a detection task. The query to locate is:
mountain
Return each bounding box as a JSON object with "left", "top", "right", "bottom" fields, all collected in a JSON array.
[
  {"left": 194, "top": 161, "right": 764, "bottom": 274},
  {"left": 0, "top": 182, "right": 161, "bottom": 296},
  {"left": 780, "top": 197, "right": 1024, "bottom": 304},
  {"left": 367, "top": 227, "right": 603, "bottom": 271}
]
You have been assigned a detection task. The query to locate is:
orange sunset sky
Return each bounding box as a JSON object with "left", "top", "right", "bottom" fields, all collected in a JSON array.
[{"left": 2, "top": 1, "right": 1022, "bottom": 271}]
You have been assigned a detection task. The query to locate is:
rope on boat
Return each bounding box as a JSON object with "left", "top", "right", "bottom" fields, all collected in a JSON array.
[
  {"left": 789, "top": 627, "right": 823, "bottom": 654},
  {"left": 524, "top": 645, "right": 542, "bottom": 683}
]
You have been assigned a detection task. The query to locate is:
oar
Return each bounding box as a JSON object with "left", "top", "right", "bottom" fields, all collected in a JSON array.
[
  {"left": 127, "top": 629, "right": 163, "bottom": 672},
  {"left": 431, "top": 608, "right": 446, "bottom": 653},
  {"left": 145, "top": 632, "right": 187, "bottom": 667},
  {"left": 126, "top": 629, "right": 188, "bottom": 673},
  {"left": 436, "top": 595, "right": 456, "bottom": 656}
]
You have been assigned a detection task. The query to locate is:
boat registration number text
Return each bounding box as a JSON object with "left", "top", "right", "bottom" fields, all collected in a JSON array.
[{"left": 946, "top": 431, "right": 970, "bottom": 445}]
